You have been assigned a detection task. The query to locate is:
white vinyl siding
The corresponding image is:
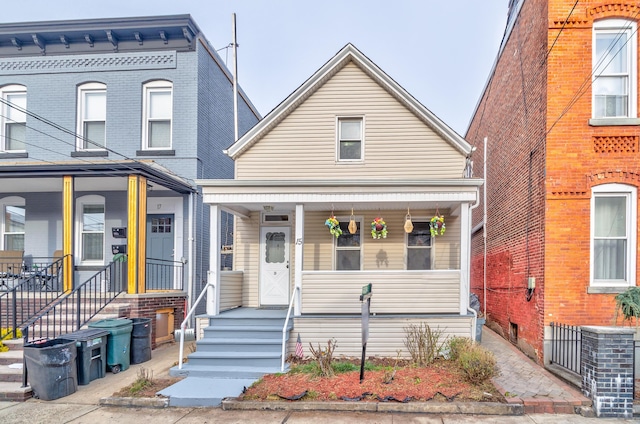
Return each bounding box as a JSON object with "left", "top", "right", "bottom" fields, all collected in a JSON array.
[
  {"left": 235, "top": 63, "right": 465, "bottom": 180},
  {"left": 290, "top": 315, "right": 472, "bottom": 358}
]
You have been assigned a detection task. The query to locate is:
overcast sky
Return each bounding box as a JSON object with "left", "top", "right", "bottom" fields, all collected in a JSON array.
[{"left": 2, "top": 1, "right": 509, "bottom": 135}]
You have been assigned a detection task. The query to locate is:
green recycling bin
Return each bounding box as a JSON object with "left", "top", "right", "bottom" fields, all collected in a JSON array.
[{"left": 88, "top": 318, "right": 132, "bottom": 373}]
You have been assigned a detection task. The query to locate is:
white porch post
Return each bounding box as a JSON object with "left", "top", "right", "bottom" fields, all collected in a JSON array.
[
  {"left": 207, "top": 204, "right": 221, "bottom": 315},
  {"left": 459, "top": 202, "right": 470, "bottom": 315},
  {"left": 294, "top": 204, "right": 304, "bottom": 316}
]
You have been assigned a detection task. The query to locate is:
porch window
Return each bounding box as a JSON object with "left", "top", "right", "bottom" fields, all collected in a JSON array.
[
  {"left": 337, "top": 117, "right": 363, "bottom": 161},
  {"left": 0, "top": 85, "right": 27, "bottom": 152},
  {"left": 4, "top": 205, "right": 25, "bottom": 251},
  {"left": 335, "top": 219, "right": 361, "bottom": 270},
  {"left": 76, "top": 82, "right": 107, "bottom": 150},
  {"left": 142, "top": 80, "right": 173, "bottom": 149},
  {"left": 81, "top": 204, "right": 104, "bottom": 262},
  {"left": 406, "top": 221, "right": 432, "bottom": 270},
  {"left": 591, "top": 184, "right": 636, "bottom": 287}
]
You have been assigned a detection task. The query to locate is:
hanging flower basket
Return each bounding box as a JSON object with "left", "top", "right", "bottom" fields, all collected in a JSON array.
[
  {"left": 325, "top": 215, "right": 342, "bottom": 238},
  {"left": 371, "top": 217, "right": 388, "bottom": 239},
  {"left": 430, "top": 215, "right": 445, "bottom": 237}
]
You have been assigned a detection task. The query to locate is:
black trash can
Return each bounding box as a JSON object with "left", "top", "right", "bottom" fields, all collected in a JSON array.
[
  {"left": 24, "top": 338, "right": 77, "bottom": 400},
  {"left": 130, "top": 317, "right": 152, "bottom": 364},
  {"left": 63, "top": 328, "right": 109, "bottom": 385}
]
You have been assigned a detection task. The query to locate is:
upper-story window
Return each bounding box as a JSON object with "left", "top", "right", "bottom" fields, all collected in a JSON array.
[
  {"left": 337, "top": 117, "right": 363, "bottom": 161},
  {"left": 0, "top": 85, "right": 27, "bottom": 152},
  {"left": 590, "top": 184, "right": 637, "bottom": 288},
  {"left": 77, "top": 83, "right": 107, "bottom": 150},
  {"left": 592, "top": 19, "right": 637, "bottom": 119},
  {"left": 142, "top": 80, "right": 173, "bottom": 150}
]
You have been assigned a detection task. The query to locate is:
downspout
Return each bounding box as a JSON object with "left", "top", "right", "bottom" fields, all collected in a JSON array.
[
  {"left": 483, "top": 137, "right": 488, "bottom": 316},
  {"left": 469, "top": 186, "right": 481, "bottom": 341}
]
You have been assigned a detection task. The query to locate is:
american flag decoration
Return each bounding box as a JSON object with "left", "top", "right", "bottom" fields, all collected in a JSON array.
[{"left": 295, "top": 333, "right": 303, "bottom": 358}]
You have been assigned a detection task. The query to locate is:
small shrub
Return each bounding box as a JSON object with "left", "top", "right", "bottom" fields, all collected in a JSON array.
[
  {"left": 404, "top": 323, "right": 445, "bottom": 367},
  {"left": 446, "top": 336, "right": 473, "bottom": 362},
  {"left": 127, "top": 367, "right": 154, "bottom": 396},
  {"left": 457, "top": 344, "right": 498, "bottom": 384},
  {"left": 308, "top": 338, "right": 337, "bottom": 377}
]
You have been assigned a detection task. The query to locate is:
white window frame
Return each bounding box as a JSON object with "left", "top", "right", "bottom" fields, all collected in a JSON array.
[
  {"left": 76, "top": 82, "right": 107, "bottom": 151},
  {"left": 75, "top": 195, "right": 105, "bottom": 265},
  {"left": 592, "top": 19, "right": 637, "bottom": 119},
  {"left": 0, "top": 196, "right": 25, "bottom": 251},
  {"left": 336, "top": 116, "right": 364, "bottom": 162},
  {"left": 142, "top": 80, "right": 173, "bottom": 150},
  {"left": 405, "top": 218, "right": 434, "bottom": 270},
  {"left": 590, "top": 184, "right": 637, "bottom": 287},
  {"left": 0, "top": 84, "right": 27, "bottom": 152},
  {"left": 334, "top": 216, "right": 363, "bottom": 271}
]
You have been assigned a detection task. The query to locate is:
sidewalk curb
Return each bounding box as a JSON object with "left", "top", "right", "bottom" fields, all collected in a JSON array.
[
  {"left": 99, "top": 396, "right": 169, "bottom": 408},
  {"left": 221, "top": 398, "right": 524, "bottom": 415}
]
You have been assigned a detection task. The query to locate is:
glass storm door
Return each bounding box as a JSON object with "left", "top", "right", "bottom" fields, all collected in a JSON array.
[{"left": 260, "top": 227, "right": 290, "bottom": 305}]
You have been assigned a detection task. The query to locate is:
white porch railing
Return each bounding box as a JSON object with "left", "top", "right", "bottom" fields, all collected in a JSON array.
[{"left": 281, "top": 285, "right": 300, "bottom": 372}]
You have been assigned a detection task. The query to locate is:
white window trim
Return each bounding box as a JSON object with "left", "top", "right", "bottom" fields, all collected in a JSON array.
[
  {"left": 75, "top": 195, "right": 105, "bottom": 266},
  {"left": 336, "top": 116, "right": 364, "bottom": 162},
  {"left": 333, "top": 215, "right": 363, "bottom": 271},
  {"left": 0, "top": 196, "right": 25, "bottom": 250},
  {"left": 592, "top": 19, "right": 638, "bottom": 119},
  {"left": 0, "top": 84, "right": 27, "bottom": 152},
  {"left": 76, "top": 82, "right": 107, "bottom": 151},
  {"left": 590, "top": 183, "right": 637, "bottom": 287},
  {"left": 142, "top": 80, "right": 173, "bottom": 150},
  {"left": 404, "top": 217, "right": 434, "bottom": 270}
]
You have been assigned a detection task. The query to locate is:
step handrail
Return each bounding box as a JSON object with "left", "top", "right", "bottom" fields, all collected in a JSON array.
[
  {"left": 281, "top": 286, "right": 299, "bottom": 372},
  {"left": 178, "top": 280, "right": 214, "bottom": 369}
]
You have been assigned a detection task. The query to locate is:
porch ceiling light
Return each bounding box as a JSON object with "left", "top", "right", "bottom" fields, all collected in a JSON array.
[{"left": 263, "top": 205, "right": 274, "bottom": 212}]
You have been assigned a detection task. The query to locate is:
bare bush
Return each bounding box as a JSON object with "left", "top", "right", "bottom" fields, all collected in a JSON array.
[
  {"left": 403, "top": 323, "right": 445, "bottom": 367},
  {"left": 308, "top": 338, "right": 337, "bottom": 377}
]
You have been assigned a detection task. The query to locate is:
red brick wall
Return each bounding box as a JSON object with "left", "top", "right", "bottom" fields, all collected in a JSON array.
[
  {"left": 468, "top": 0, "right": 640, "bottom": 363},
  {"left": 466, "top": 0, "right": 549, "bottom": 361}
]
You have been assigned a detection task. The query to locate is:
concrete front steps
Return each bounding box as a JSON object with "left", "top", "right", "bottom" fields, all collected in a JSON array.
[
  {"left": 165, "top": 308, "right": 292, "bottom": 407},
  {"left": 0, "top": 301, "right": 130, "bottom": 402}
]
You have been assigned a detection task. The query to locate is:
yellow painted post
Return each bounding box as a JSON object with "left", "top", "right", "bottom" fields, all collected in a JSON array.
[
  {"left": 127, "top": 176, "right": 139, "bottom": 294},
  {"left": 138, "top": 176, "right": 147, "bottom": 293},
  {"left": 62, "top": 176, "right": 73, "bottom": 293}
]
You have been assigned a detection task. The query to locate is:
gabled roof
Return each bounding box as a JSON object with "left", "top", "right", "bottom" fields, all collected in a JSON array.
[{"left": 226, "top": 43, "right": 473, "bottom": 159}]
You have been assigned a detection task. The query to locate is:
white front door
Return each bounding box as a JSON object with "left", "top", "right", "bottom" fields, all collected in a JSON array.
[{"left": 260, "top": 226, "right": 290, "bottom": 306}]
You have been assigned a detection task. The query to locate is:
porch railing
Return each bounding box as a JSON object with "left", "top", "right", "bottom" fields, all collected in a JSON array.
[
  {"left": 146, "top": 258, "right": 184, "bottom": 290},
  {"left": 22, "top": 259, "right": 127, "bottom": 343},
  {"left": 0, "top": 256, "right": 66, "bottom": 340},
  {"left": 549, "top": 322, "right": 582, "bottom": 375}
]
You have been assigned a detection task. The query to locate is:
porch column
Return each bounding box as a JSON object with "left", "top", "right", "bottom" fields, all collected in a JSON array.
[
  {"left": 207, "top": 204, "right": 221, "bottom": 315},
  {"left": 294, "top": 204, "right": 304, "bottom": 316},
  {"left": 62, "top": 176, "right": 73, "bottom": 293},
  {"left": 127, "top": 175, "right": 148, "bottom": 294},
  {"left": 459, "top": 202, "right": 470, "bottom": 315}
]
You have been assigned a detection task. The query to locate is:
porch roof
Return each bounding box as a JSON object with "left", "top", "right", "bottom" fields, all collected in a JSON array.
[
  {"left": 196, "top": 178, "right": 482, "bottom": 215},
  {"left": 0, "top": 161, "right": 195, "bottom": 194}
]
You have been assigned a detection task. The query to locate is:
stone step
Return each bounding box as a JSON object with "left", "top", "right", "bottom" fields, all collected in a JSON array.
[
  {"left": 186, "top": 350, "right": 282, "bottom": 368},
  {"left": 0, "top": 381, "right": 31, "bottom": 402}
]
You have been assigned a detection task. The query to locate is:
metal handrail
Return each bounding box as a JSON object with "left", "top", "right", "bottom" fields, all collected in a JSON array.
[
  {"left": 178, "top": 280, "right": 214, "bottom": 369},
  {"left": 281, "top": 286, "right": 299, "bottom": 372}
]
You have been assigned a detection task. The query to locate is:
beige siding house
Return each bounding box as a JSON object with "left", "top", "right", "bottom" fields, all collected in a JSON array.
[{"left": 196, "top": 44, "right": 483, "bottom": 358}]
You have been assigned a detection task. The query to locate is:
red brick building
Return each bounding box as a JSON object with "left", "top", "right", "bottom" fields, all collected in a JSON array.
[{"left": 467, "top": 0, "right": 640, "bottom": 363}]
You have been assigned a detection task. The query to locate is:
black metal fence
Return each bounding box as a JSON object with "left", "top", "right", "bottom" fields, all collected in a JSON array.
[
  {"left": 145, "top": 258, "right": 184, "bottom": 291},
  {"left": 0, "top": 256, "right": 66, "bottom": 340},
  {"left": 549, "top": 322, "right": 582, "bottom": 375}
]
